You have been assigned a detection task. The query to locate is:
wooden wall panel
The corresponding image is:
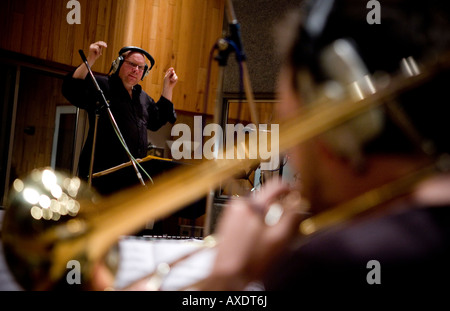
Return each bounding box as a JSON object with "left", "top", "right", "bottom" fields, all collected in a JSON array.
[
  {"left": 11, "top": 69, "right": 71, "bottom": 178},
  {"left": 125, "top": 0, "right": 226, "bottom": 115},
  {"left": 227, "top": 100, "right": 279, "bottom": 125},
  {"left": 0, "top": 0, "right": 225, "bottom": 115}
]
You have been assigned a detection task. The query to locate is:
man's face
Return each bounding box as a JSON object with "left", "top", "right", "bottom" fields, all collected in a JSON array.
[{"left": 118, "top": 52, "right": 147, "bottom": 89}]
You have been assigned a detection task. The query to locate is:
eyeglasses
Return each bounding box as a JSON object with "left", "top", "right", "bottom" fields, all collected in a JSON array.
[{"left": 124, "top": 60, "right": 146, "bottom": 72}]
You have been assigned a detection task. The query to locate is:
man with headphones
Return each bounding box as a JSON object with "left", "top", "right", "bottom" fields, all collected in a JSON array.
[{"left": 62, "top": 41, "right": 178, "bottom": 195}]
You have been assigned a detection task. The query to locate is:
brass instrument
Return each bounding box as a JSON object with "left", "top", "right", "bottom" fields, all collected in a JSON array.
[{"left": 2, "top": 50, "right": 450, "bottom": 290}]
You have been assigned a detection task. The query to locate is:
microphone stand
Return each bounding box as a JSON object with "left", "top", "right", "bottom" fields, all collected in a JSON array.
[
  {"left": 204, "top": 0, "right": 259, "bottom": 236},
  {"left": 88, "top": 106, "right": 100, "bottom": 187},
  {"left": 78, "top": 50, "right": 146, "bottom": 189}
]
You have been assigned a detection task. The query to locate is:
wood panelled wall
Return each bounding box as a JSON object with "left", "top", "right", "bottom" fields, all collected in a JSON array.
[
  {"left": 11, "top": 69, "right": 69, "bottom": 179},
  {"left": 0, "top": 0, "right": 225, "bottom": 115},
  {"left": 125, "top": 0, "right": 225, "bottom": 114}
]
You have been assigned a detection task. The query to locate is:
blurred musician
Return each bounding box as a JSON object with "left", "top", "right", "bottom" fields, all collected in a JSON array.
[{"left": 198, "top": 0, "right": 450, "bottom": 290}]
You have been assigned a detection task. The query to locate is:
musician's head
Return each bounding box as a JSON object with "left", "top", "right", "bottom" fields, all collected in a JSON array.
[
  {"left": 275, "top": 0, "right": 450, "bottom": 212},
  {"left": 118, "top": 51, "right": 148, "bottom": 89},
  {"left": 109, "top": 46, "right": 155, "bottom": 90}
]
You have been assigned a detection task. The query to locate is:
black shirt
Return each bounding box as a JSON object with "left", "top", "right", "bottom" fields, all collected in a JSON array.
[
  {"left": 62, "top": 72, "right": 176, "bottom": 194},
  {"left": 263, "top": 203, "right": 450, "bottom": 291}
]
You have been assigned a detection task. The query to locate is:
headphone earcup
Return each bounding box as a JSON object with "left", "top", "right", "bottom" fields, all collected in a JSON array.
[
  {"left": 109, "top": 55, "right": 124, "bottom": 75},
  {"left": 141, "top": 64, "right": 149, "bottom": 80}
]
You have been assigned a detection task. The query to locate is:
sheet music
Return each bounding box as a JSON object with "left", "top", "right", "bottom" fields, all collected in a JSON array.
[{"left": 114, "top": 236, "right": 216, "bottom": 290}]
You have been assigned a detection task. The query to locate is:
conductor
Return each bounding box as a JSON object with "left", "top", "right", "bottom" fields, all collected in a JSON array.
[{"left": 62, "top": 41, "right": 178, "bottom": 195}]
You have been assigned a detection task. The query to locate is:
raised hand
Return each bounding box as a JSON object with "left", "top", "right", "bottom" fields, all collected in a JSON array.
[
  {"left": 87, "top": 41, "right": 108, "bottom": 64},
  {"left": 162, "top": 67, "right": 178, "bottom": 101},
  {"left": 73, "top": 41, "right": 108, "bottom": 79}
]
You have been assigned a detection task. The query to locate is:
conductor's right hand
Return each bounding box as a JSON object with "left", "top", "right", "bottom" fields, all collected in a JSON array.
[
  {"left": 72, "top": 41, "right": 107, "bottom": 79},
  {"left": 87, "top": 41, "right": 108, "bottom": 64}
]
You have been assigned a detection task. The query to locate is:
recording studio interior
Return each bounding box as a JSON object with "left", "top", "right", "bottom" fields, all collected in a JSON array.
[{"left": 1, "top": 0, "right": 450, "bottom": 298}]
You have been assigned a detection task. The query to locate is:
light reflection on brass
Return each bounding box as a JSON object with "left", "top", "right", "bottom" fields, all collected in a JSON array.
[
  {"left": 42, "top": 208, "right": 53, "bottom": 220},
  {"left": 39, "top": 194, "right": 51, "bottom": 209},
  {"left": 50, "top": 199, "right": 60, "bottom": 213},
  {"left": 30, "top": 206, "right": 42, "bottom": 220},
  {"left": 13, "top": 179, "right": 24, "bottom": 192},
  {"left": 51, "top": 213, "right": 61, "bottom": 222},
  {"left": 2, "top": 167, "right": 102, "bottom": 290},
  {"left": 42, "top": 169, "right": 57, "bottom": 190},
  {"left": 51, "top": 184, "right": 63, "bottom": 199},
  {"left": 23, "top": 188, "right": 39, "bottom": 205}
]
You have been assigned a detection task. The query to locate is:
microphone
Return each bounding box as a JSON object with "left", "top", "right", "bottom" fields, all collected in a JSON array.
[
  {"left": 320, "top": 39, "right": 372, "bottom": 95},
  {"left": 318, "top": 38, "right": 384, "bottom": 167},
  {"left": 79, "top": 49, "right": 88, "bottom": 64}
]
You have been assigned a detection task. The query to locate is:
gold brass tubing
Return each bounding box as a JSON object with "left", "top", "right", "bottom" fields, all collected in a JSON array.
[{"left": 300, "top": 164, "right": 436, "bottom": 236}]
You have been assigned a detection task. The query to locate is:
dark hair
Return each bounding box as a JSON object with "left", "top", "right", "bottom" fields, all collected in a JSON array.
[{"left": 283, "top": 0, "right": 450, "bottom": 81}]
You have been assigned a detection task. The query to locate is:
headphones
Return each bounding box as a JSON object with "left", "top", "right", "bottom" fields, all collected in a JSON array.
[
  {"left": 109, "top": 46, "right": 155, "bottom": 80},
  {"left": 297, "top": 0, "right": 384, "bottom": 167}
]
